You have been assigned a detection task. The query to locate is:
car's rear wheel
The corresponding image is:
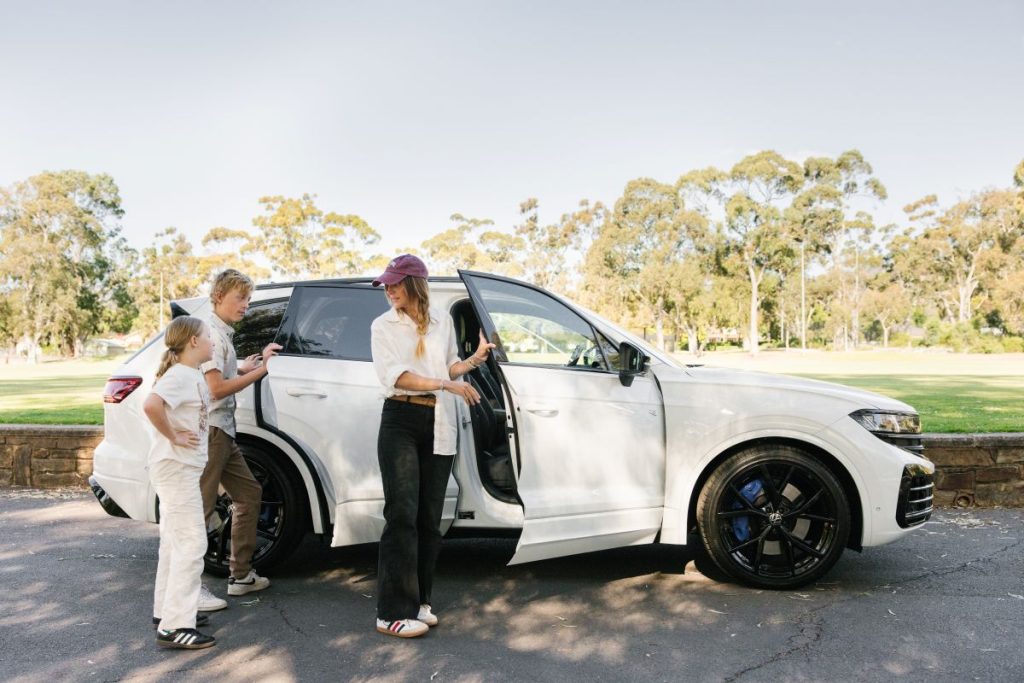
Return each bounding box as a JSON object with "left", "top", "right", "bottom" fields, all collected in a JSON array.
[
  {"left": 696, "top": 445, "right": 850, "bottom": 589},
  {"left": 203, "top": 441, "right": 308, "bottom": 577}
]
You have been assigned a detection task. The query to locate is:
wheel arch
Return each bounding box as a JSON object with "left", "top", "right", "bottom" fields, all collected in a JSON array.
[
  {"left": 686, "top": 436, "right": 863, "bottom": 552},
  {"left": 235, "top": 428, "right": 331, "bottom": 535}
]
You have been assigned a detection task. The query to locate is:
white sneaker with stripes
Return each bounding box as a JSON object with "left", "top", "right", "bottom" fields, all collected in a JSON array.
[
  {"left": 156, "top": 627, "right": 216, "bottom": 649},
  {"left": 376, "top": 618, "right": 429, "bottom": 638}
]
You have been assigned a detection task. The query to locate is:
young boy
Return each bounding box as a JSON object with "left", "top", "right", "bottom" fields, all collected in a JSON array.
[{"left": 198, "top": 269, "right": 282, "bottom": 609}]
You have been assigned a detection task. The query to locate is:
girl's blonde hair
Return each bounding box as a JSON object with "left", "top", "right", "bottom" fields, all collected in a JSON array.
[
  {"left": 392, "top": 276, "right": 431, "bottom": 358},
  {"left": 156, "top": 316, "right": 207, "bottom": 379},
  {"left": 211, "top": 269, "right": 254, "bottom": 303}
]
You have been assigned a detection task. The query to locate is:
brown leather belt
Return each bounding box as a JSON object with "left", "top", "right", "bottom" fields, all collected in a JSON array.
[{"left": 387, "top": 394, "right": 437, "bottom": 408}]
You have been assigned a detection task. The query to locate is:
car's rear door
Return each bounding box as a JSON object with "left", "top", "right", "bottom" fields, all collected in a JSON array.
[
  {"left": 459, "top": 271, "right": 665, "bottom": 564},
  {"left": 262, "top": 283, "right": 460, "bottom": 546}
]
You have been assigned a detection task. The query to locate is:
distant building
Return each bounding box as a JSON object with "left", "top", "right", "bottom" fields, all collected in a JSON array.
[{"left": 84, "top": 339, "right": 127, "bottom": 358}]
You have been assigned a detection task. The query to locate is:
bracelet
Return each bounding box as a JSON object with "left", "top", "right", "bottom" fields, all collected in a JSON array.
[{"left": 438, "top": 379, "right": 446, "bottom": 392}]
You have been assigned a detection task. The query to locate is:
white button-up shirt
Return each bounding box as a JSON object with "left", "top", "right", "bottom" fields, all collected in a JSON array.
[
  {"left": 200, "top": 312, "right": 238, "bottom": 438},
  {"left": 370, "top": 305, "right": 461, "bottom": 455}
]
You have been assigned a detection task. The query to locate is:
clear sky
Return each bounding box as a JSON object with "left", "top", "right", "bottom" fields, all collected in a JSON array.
[{"left": 2, "top": 1, "right": 1022, "bottom": 262}]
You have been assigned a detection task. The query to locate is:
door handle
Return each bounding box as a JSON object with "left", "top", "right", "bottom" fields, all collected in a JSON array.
[
  {"left": 525, "top": 407, "right": 559, "bottom": 417},
  {"left": 285, "top": 387, "right": 327, "bottom": 398}
]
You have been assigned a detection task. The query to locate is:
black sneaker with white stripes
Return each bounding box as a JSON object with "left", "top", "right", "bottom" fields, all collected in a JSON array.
[
  {"left": 152, "top": 613, "right": 209, "bottom": 629},
  {"left": 155, "top": 628, "right": 216, "bottom": 650}
]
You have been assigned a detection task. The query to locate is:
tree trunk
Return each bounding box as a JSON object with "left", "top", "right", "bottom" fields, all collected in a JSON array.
[
  {"left": 655, "top": 299, "right": 665, "bottom": 351},
  {"left": 958, "top": 280, "right": 975, "bottom": 322},
  {"left": 687, "top": 326, "right": 699, "bottom": 354},
  {"left": 748, "top": 265, "right": 760, "bottom": 354}
]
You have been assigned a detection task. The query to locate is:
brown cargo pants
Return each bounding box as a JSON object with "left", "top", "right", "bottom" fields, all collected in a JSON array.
[{"left": 201, "top": 427, "right": 262, "bottom": 579}]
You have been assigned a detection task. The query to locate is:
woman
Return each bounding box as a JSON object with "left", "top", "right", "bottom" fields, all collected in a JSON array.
[{"left": 369, "top": 254, "right": 495, "bottom": 638}]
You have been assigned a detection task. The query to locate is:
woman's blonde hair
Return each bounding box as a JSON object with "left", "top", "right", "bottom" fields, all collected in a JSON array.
[
  {"left": 156, "top": 316, "right": 207, "bottom": 379},
  {"left": 392, "top": 276, "right": 431, "bottom": 358}
]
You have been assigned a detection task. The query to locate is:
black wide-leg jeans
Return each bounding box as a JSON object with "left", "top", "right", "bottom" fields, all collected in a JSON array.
[{"left": 376, "top": 399, "right": 454, "bottom": 621}]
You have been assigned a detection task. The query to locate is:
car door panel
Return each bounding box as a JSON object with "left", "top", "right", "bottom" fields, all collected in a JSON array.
[{"left": 459, "top": 271, "right": 666, "bottom": 564}]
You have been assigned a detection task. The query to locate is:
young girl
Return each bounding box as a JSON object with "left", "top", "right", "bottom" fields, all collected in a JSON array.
[{"left": 142, "top": 315, "right": 217, "bottom": 650}]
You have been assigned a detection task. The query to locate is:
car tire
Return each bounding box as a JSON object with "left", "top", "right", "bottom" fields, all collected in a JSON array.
[
  {"left": 203, "top": 441, "right": 309, "bottom": 577},
  {"left": 696, "top": 445, "right": 850, "bottom": 589}
]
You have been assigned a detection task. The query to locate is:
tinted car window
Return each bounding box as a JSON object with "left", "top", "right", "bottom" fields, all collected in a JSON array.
[
  {"left": 281, "top": 286, "right": 389, "bottom": 360},
  {"left": 233, "top": 298, "right": 288, "bottom": 358}
]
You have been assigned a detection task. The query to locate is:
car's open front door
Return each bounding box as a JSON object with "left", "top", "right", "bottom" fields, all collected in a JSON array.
[{"left": 459, "top": 271, "right": 665, "bottom": 565}]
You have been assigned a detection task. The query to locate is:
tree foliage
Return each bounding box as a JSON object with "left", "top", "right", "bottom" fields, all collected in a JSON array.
[
  {"left": 4, "top": 154, "right": 1024, "bottom": 359},
  {"left": 0, "top": 171, "right": 135, "bottom": 360},
  {"left": 204, "top": 194, "right": 381, "bottom": 280}
]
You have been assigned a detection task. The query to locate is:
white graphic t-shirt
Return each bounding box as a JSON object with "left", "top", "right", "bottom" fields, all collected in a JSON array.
[{"left": 147, "top": 363, "right": 210, "bottom": 468}]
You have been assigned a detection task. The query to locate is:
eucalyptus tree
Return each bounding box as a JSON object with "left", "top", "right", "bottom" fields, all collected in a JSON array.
[
  {"left": 861, "top": 270, "right": 913, "bottom": 348},
  {"left": 513, "top": 198, "right": 606, "bottom": 295},
  {"left": 133, "top": 227, "right": 269, "bottom": 336},
  {"left": 131, "top": 227, "right": 199, "bottom": 336},
  {"left": 582, "top": 178, "right": 711, "bottom": 351},
  {"left": 419, "top": 213, "right": 522, "bottom": 277},
  {"left": 898, "top": 190, "right": 1022, "bottom": 324},
  {"left": 791, "top": 151, "right": 887, "bottom": 349},
  {"left": 0, "top": 170, "right": 134, "bottom": 360},
  {"left": 719, "top": 151, "right": 804, "bottom": 353},
  {"left": 204, "top": 194, "right": 380, "bottom": 280}
]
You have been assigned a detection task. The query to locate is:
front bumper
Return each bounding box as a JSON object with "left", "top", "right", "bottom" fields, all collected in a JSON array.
[{"left": 896, "top": 464, "right": 934, "bottom": 528}]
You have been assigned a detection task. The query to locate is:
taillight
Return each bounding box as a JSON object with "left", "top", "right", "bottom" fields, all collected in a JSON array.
[{"left": 103, "top": 376, "right": 143, "bottom": 404}]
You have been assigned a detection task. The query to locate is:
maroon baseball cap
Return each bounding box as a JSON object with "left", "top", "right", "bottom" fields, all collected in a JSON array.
[{"left": 372, "top": 254, "right": 429, "bottom": 287}]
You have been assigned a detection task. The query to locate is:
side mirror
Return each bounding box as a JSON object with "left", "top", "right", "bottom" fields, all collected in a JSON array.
[{"left": 618, "top": 342, "right": 649, "bottom": 387}]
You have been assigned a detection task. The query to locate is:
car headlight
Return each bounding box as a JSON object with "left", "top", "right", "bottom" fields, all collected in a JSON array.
[
  {"left": 849, "top": 409, "right": 925, "bottom": 457},
  {"left": 850, "top": 409, "right": 921, "bottom": 434}
]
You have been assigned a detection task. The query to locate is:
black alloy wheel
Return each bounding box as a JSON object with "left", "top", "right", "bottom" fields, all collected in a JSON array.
[
  {"left": 203, "top": 442, "right": 307, "bottom": 577},
  {"left": 696, "top": 445, "right": 850, "bottom": 589}
]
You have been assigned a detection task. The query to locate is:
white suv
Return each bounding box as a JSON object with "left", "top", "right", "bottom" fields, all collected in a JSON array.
[{"left": 91, "top": 271, "right": 934, "bottom": 589}]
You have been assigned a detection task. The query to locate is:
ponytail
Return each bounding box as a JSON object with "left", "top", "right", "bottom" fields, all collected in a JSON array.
[
  {"left": 156, "top": 316, "right": 206, "bottom": 379},
  {"left": 155, "top": 348, "right": 178, "bottom": 379},
  {"left": 402, "top": 277, "right": 432, "bottom": 358}
]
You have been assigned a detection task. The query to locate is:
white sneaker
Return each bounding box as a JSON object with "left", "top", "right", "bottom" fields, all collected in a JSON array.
[
  {"left": 198, "top": 584, "right": 227, "bottom": 612},
  {"left": 227, "top": 570, "right": 271, "bottom": 596},
  {"left": 417, "top": 604, "right": 438, "bottom": 627},
  {"left": 376, "top": 618, "right": 429, "bottom": 638}
]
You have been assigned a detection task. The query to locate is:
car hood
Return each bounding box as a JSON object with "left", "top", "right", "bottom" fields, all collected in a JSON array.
[{"left": 651, "top": 362, "right": 915, "bottom": 414}]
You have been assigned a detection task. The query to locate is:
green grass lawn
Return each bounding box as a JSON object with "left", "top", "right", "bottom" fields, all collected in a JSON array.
[
  {"left": 784, "top": 374, "right": 1022, "bottom": 433},
  {"left": 675, "top": 349, "right": 1024, "bottom": 433},
  {"left": 0, "top": 357, "right": 128, "bottom": 425},
  {"left": 0, "top": 350, "right": 1021, "bottom": 432}
]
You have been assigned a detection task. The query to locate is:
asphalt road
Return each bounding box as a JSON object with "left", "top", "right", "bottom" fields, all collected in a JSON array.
[{"left": 1, "top": 488, "right": 1022, "bottom": 683}]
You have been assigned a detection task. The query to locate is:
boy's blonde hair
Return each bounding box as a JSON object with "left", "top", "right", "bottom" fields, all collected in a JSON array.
[
  {"left": 211, "top": 269, "right": 254, "bottom": 304},
  {"left": 156, "top": 316, "right": 207, "bottom": 379}
]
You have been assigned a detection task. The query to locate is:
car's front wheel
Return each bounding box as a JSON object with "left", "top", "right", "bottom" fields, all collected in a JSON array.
[
  {"left": 696, "top": 445, "right": 850, "bottom": 589},
  {"left": 203, "top": 441, "right": 308, "bottom": 577}
]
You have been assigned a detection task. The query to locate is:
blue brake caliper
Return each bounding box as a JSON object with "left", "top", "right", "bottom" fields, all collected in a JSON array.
[{"left": 731, "top": 479, "right": 764, "bottom": 542}]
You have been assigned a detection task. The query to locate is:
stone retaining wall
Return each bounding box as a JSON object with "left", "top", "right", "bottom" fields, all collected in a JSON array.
[
  {"left": 924, "top": 433, "right": 1024, "bottom": 507},
  {"left": 2, "top": 425, "right": 1023, "bottom": 506},
  {"left": 0, "top": 425, "right": 102, "bottom": 488}
]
